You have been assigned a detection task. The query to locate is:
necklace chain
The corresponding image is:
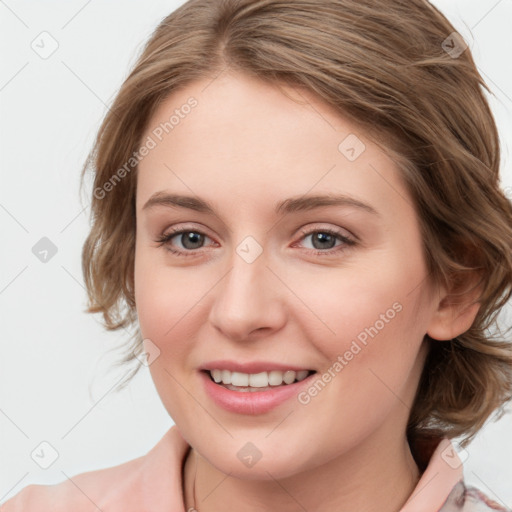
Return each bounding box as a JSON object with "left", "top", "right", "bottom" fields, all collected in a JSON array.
[
  {"left": 187, "top": 449, "right": 199, "bottom": 512},
  {"left": 185, "top": 448, "right": 421, "bottom": 512}
]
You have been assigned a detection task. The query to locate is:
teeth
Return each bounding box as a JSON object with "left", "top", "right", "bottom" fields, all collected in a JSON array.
[
  {"left": 296, "top": 370, "right": 309, "bottom": 381},
  {"left": 231, "top": 372, "right": 249, "bottom": 387},
  {"left": 209, "top": 368, "right": 311, "bottom": 388},
  {"left": 268, "top": 370, "right": 286, "bottom": 386},
  {"left": 283, "top": 370, "right": 296, "bottom": 384},
  {"left": 249, "top": 372, "right": 268, "bottom": 387}
]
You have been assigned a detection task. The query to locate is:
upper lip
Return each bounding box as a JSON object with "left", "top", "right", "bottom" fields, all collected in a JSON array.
[{"left": 200, "top": 360, "right": 314, "bottom": 374}]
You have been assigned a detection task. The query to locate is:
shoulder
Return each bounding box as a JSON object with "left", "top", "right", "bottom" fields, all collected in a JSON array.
[
  {"left": 0, "top": 456, "right": 148, "bottom": 512},
  {"left": 1, "top": 426, "right": 190, "bottom": 512},
  {"left": 441, "top": 481, "right": 512, "bottom": 512},
  {"left": 464, "top": 485, "right": 512, "bottom": 512}
]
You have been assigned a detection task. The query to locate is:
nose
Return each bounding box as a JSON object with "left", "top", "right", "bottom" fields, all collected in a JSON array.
[{"left": 207, "top": 246, "right": 287, "bottom": 341}]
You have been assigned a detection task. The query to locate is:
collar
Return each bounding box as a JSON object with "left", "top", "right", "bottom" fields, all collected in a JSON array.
[
  {"left": 400, "top": 437, "right": 463, "bottom": 511},
  {"left": 162, "top": 426, "right": 462, "bottom": 512}
]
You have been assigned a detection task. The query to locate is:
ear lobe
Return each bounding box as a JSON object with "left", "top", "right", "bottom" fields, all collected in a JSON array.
[{"left": 426, "top": 273, "right": 483, "bottom": 341}]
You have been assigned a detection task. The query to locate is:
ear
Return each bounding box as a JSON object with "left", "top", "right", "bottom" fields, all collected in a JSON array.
[{"left": 426, "top": 271, "right": 483, "bottom": 341}]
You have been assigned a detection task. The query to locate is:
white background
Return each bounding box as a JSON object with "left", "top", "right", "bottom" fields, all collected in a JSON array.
[{"left": 1, "top": 0, "right": 511, "bottom": 507}]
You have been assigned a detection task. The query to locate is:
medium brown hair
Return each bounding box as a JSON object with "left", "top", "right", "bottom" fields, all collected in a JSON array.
[{"left": 80, "top": 0, "right": 512, "bottom": 456}]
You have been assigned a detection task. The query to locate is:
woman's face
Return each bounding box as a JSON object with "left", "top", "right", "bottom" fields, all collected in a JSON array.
[{"left": 134, "top": 71, "right": 441, "bottom": 479}]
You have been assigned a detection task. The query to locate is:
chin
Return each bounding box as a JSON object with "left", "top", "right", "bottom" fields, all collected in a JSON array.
[{"left": 194, "top": 438, "right": 319, "bottom": 481}]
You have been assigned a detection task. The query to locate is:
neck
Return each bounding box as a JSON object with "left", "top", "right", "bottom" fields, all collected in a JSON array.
[{"left": 183, "top": 429, "right": 421, "bottom": 512}]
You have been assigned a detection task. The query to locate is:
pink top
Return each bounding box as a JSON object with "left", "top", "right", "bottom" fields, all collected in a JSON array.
[{"left": 1, "top": 426, "right": 510, "bottom": 511}]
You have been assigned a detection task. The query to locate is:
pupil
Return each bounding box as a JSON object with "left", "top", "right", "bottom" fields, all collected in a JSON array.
[
  {"left": 182, "top": 232, "right": 204, "bottom": 249},
  {"left": 313, "top": 232, "right": 335, "bottom": 250}
]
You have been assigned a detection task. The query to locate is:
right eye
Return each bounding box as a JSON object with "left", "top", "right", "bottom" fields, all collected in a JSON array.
[{"left": 155, "top": 228, "right": 216, "bottom": 256}]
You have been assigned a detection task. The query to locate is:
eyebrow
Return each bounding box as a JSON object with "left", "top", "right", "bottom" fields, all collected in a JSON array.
[{"left": 142, "top": 191, "right": 380, "bottom": 216}]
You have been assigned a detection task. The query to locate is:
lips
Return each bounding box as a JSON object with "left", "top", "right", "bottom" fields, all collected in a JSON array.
[
  {"left": 199, "top": 361, "right": 316, "bottom": 415},
  {"left": 200, "top": 359, "right": 314, "bottom": 374}
]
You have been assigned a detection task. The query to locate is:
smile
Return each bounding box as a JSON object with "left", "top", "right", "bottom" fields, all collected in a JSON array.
[
  {"left": 208, "top": 369, "right": 314, "bottom": 390},
  {"left": 200, "top": 369, "right": 317, "bottom": 414}
]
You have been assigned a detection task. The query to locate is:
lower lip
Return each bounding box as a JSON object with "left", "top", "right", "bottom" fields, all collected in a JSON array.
[{"left": 200, "top": 371, "right": 315, "bottom": 415}]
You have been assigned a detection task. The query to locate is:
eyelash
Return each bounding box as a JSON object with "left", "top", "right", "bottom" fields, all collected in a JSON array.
[{"left": 155, "top": 226, "right": 356, "bottom": 258}]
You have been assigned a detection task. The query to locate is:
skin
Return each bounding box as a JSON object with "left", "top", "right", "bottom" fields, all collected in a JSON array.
[{"left": 134, "top": 70, "right": 480, "bottom": 512}]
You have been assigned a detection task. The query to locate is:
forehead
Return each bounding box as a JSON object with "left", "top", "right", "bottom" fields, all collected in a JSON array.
[{"left": 135, "top": 71, "right": 414, "bottom": 221}]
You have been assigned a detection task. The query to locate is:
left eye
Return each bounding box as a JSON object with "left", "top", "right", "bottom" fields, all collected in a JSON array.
[{"left": 297, "top": 228, "right": 354, "bottom": 251}]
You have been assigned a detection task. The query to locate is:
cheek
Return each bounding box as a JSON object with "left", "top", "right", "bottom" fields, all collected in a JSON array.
[
  {"left": 288, "top": 249, "right": 431, "bottom": 401},
  {"left": 135, "top": 248, "right": 179, "bottom": 349},
  {"left": 288, "top": 278, "right": 427, "bottom": 447},
  {"left": 293, "top": 260, "right": 423, "bottom": 350},
  {"left": 134, "top": 249, "right": 214, "bottom": 364},
  {"left": 134, "top": 251, "right": 204, "bottom": 422}
]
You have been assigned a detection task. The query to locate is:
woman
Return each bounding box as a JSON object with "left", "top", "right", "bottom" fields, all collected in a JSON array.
[{"left": 3, "top": 0, "right": 511, "bottom": 510}]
